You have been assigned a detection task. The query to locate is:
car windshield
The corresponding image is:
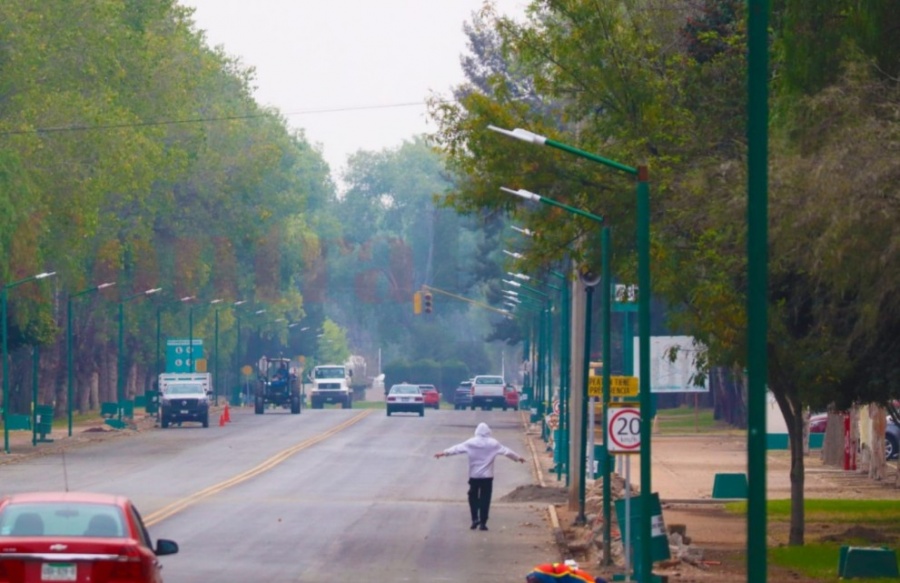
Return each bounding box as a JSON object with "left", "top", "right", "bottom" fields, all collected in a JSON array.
[
  {"left": 389, "top": 385, "right": 418, "bottom": 395},
  {"left": 475, "top": 377, "right": 504, "bottom": 384},
  {"left": 418, "top": 386, "right": 435, "bottom": 391},
  {"left": 314, "top": 367, "right": 345, "bottom": 379},
  {"left": 0, "top": 502, "right": 125, "bottom": 538},
  {"left": 166, "top": 384, "right": 204, "bottom": 395}
]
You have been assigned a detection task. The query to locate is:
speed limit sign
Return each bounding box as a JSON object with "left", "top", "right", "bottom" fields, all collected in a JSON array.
[{"left": 607, "top": 404, "right": 641, "bottom": 453}]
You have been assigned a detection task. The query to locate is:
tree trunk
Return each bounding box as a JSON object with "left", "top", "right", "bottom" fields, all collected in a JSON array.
[
  {"left": 787, "top": 405, "right": 806, "bottom": 545},
  {"left": 89, "top": 371, "right": 99, "bottom": 410},
  {"left": 771, "top": 386, "right": 805, "bottom": 545},
  {"left": 821, "top": 412, "right": 844, "bottom": 465},
  {"left": 869, "top": 404, "right": 886, "bottom": 480}
]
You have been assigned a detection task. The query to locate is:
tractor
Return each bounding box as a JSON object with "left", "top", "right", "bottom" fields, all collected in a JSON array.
[{"left": 255, "top": 356, "right": 302, "bottom": 414}]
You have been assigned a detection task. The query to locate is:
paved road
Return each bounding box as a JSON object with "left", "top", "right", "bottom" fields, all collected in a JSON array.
[{"left": 0, "top": 406, "right": 561, "bottom": 582}]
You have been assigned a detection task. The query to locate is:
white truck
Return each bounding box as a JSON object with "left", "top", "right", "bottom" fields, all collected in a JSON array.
[
  {"left": 308, "top": 364, "right": 353, "bottom": 409},
  {"left": 471, "top": 374, "right": 508, "bottom": 411},
  {"left": 158, "top": 372, "right": 211, "bottom": 428}
]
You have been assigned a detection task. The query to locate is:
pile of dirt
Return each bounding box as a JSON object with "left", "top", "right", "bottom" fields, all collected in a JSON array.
[
  {"left": 820, "top": 525, "right": 895, "bottom": 544},
  {"left": 500, "top": 484, "right": 569, "bottom": 504}
]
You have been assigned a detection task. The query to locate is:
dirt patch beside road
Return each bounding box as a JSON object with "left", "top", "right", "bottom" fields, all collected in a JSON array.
[{"left": 525, "top": 429, "right": 900, "bottom": 582}]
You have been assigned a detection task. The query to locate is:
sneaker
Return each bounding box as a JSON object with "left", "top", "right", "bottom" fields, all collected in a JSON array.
[
  {"left": 470, "top": 521, "right": 479, "bottom": 530},
  {"left": 479, "top": 524, "right": 488, "bottom": 531}
]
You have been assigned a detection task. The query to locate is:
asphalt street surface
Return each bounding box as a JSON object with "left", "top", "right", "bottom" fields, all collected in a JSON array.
[{"left": 0, "top": 407, "right": 560, "bottom": 582}]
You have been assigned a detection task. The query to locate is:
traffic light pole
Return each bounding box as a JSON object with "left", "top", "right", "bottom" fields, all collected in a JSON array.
[{"left": 416, "top": 285, "right": 511, "bottom": 317}]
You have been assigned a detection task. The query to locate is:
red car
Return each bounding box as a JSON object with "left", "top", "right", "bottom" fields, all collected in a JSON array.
[
  {"left": 504, "top": 385, "right": 520, "bottom": 411},
  {"left": 418, "top": 384, "right": 440, "bottom": 409},
  {"left": 0, "top": 491, "right": 178, "bottom": 582}
]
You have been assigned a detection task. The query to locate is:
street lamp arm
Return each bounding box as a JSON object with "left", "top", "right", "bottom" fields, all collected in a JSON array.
[
  {"left": 489, "top": 124, "right": 637, "bottom": 176},
  {"left": 502, "top": 187, "right": 605, "bottom": 223},
  {"left": 500, "top": 186, "right": 541, "bottom": 202},
  {"left": 507, "top": 272, "right": 531, "bottom": 282},
  {"left": 488, "top": 125, "right": 547, "bottom": 145}
]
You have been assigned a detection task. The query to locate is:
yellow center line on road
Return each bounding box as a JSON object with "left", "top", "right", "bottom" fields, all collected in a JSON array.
[{"left": 145, "top": 410, "right": 371, "bottom": 526}]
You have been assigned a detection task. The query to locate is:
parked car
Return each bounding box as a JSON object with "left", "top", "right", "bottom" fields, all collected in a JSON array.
[
  {"left": 809, "top": 413, "right": 828, "bottom": 433},
  {"left": 504, "top": 384, "right": 520, "bottom": 411},
  {"left": 0, "top": 491, "right": 178, "bottom": 582},
  {"left": 386, "top": 383, "right": 425, "bottom": 417},
  {"left": 888, "top": 419, "right": 899, "bottom": 460},
  {"left": 454, "top": 380, "right": 473, "bottom": 410},
  {"left": 809, "top": 413, "right": 899, "bottom": 460},
  {"left": 418, "top": 384, "right": 440, "bottom": 409}
]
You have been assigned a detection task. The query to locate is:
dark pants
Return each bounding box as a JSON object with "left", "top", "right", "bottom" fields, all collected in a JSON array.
[{"left": 467, "top": 477, "right": 493, "bottom": 525}]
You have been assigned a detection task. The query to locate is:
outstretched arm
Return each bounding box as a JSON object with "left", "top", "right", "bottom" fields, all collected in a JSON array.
[
  {"left": 500, "top": 445, "right": 526, "bottom": 463},
  {"left": 435, "top": 443, "right": 467, "bottom": 459}
]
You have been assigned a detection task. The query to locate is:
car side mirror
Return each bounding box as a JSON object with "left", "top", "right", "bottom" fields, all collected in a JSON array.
[{"left": 155, "top": 539, "right": 179, "bottom": 556}]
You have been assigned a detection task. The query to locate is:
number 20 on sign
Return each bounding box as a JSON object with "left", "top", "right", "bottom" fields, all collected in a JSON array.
[{"left": 607, "top": 404, "right": 641, "bottom": 453}]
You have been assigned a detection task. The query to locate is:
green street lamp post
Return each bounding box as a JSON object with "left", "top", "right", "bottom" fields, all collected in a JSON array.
[
  {"left": 231, "top": 301, "right": 248, "bottom": 394},
  {"left": 67, "top": 281, "right": 116, "bottom": 436},
  {"left": 214, "top": 303, "right": 220, "bottom": 404},
  {"left": 117, "top": 287, "right": 161, "bottom": 420},
  {"left": 501, "top": 186, "right": 613, "bottom": 528},
  {"left": 494, "top": 124, "right": 653, "bottom": 577},
  {"left": 747, "top": 1, "right": 769, "bottom": 581},
  {"left": 3, "top": 271, "right": 57, "bottom": 454},
  {"left": 506, "top": 247, "right": 572, "bottom": 483}
]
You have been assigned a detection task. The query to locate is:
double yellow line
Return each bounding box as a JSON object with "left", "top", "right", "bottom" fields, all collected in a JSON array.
[{"left": 145, "top": 410, "right": 371, "bottom": 526}]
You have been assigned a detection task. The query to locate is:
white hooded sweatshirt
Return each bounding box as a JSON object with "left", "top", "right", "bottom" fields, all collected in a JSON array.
[{"left": 442, "top": 422, "right": 524, "bottom": 478}]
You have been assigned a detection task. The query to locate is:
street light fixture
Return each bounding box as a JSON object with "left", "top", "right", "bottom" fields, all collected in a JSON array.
[
  {"left": 503, "top": 250, "right": 526, "bottom": 260},
  {"left": 67, "top": 281, "right": 116, "bottom": 436},
  {"left": 3, "top": 271, "right": 57, "bottom": 454},
  {"left": 507, "top": 272, "right": 531, "bottom": 282},
  {"left": 511, "top": 226, "right": 535, "bottom": 237},
  {"left": 117, "top": 287, "right": 161, "bottom": 421}
]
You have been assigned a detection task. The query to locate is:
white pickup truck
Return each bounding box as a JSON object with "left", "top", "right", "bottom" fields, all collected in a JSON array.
[
  {"left": 308, "top": 364, "right": 353, "bottom": 409},
  {"left": 471, "top": 374, "right": 508, "bottom": 411},
  {"left": 158, "top": 372, "right": 211, "bottom": 428}
]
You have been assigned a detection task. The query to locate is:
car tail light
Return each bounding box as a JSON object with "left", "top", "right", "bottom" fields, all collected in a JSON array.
[
  {"left": 108, "top": 547, "right": 144, "bottom": 579},
  {"left": 414, "top": 396, "right": 423, "bottom": 402},
  {"left": 387, "top": 396, "right": 396, "bottom": 402}
]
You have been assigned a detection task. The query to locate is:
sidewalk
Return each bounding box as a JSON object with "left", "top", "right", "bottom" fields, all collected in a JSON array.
[{"left": 0, "top": 404, "right": 231, "bottom": 466}]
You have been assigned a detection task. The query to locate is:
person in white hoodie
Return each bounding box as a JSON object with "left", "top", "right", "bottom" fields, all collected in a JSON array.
[{"left": 434, "top": 422, "right": 526, "bottom": 531}]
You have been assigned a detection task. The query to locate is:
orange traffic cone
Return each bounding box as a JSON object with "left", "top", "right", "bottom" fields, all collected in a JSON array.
[
  {"left": 224, "top": 403, "right": 231, "bottom": 423},
  {"left": 219, "top": 413, "right": 225, "bottom": 427}
]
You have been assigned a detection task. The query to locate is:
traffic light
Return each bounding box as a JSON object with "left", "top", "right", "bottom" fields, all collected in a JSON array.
[
  {"left": 413, "top": 291, "right": 422, "bottom": 315},
  {"left": 423, "top": 292, "right": 433, "bottom": 313}
]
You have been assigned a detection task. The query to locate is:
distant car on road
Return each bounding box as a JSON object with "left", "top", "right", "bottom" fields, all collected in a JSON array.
[
  {"left": 809, "top": 413, "right": 899, "bottom": 460},
  {"left": 418, "top": 384, "right": 440, "bottom": 409},
  {"left": 386, "top": 384, "right": 425, "bottom": 417},
  {"left": 0, "top": 491, "right": 178, "bottom": 582},
  {"left": 471, "top": 374, "right": 507, "bottom": 410},
  {"left": 454, "top": 380, "right": 473, "bottom": 410},
  {"left": 504, "top": 384, "right": 520, "bottom": 411}
]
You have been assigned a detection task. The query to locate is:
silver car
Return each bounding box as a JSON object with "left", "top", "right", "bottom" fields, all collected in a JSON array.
[{"left": 386, "top": 384, "right": 425, "bottom": 417}]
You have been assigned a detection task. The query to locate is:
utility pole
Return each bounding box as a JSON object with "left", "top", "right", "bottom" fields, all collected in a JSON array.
[{"left": 568, "top": 274, "right": 586, "bottom": 511}]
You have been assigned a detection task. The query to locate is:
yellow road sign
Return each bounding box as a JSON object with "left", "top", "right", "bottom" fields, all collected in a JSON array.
[{"left": 587, "top": 375, "right": 639, "bottom": 398}]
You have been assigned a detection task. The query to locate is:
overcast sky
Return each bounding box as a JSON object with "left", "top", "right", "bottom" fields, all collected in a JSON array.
[{"left": 180, "top": 0, "right": 527, "bottom": 186}]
